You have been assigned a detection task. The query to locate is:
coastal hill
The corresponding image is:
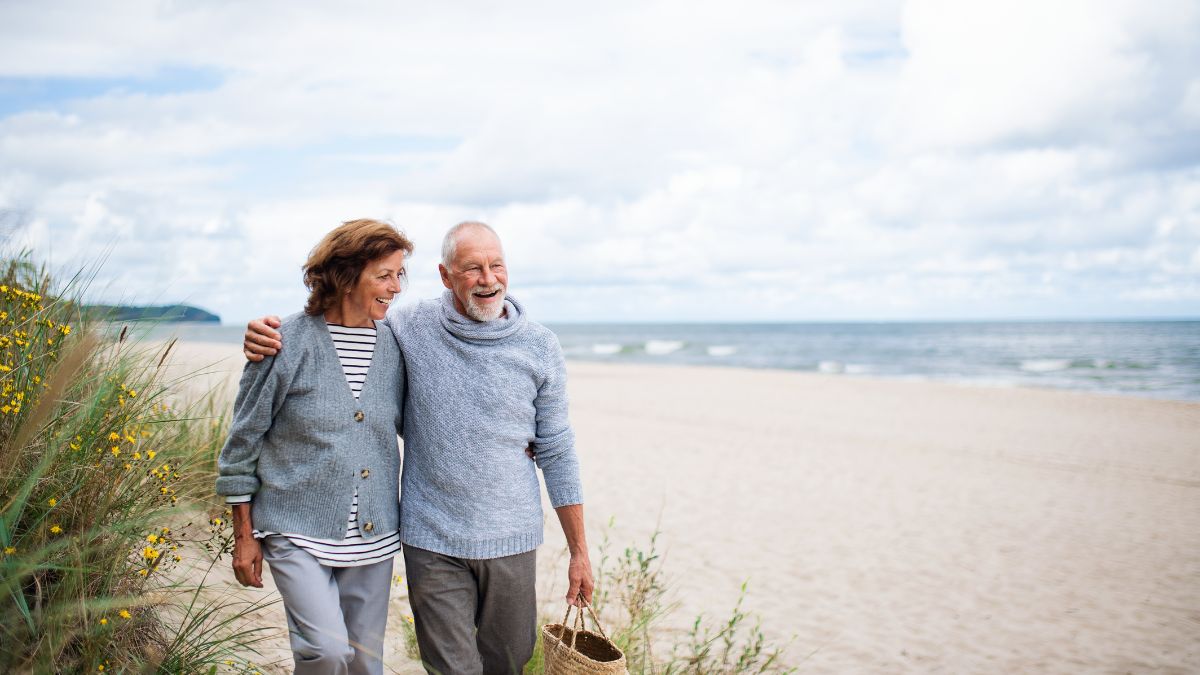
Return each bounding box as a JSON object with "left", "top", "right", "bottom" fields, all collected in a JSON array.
[{"left": 84, "top": 304, "right": 220, "bottom": 323}]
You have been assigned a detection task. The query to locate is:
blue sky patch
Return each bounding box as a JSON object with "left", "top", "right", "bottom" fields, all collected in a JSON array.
[{"left": 0, "top": 65, "right": 226, "bottom": 118}]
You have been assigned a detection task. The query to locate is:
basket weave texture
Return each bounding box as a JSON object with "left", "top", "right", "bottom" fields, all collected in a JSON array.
[{"left": 541, "top": 600, "right": 627, "bottom": 674}]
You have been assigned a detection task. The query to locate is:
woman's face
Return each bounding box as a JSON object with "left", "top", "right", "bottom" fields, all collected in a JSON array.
[{"left": 349, "top": 249, "right": 407, "bottom": 322}]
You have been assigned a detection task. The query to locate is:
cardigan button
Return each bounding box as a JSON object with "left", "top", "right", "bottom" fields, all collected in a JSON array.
[
  {"left": 360, "top": 469, "right": 370, "bottom": 479},
  {"left": 354, "top": 410, "right": 364, "bottom": 422},
  {"left": 363, "top": 521, "right": 374, "bottom": 533}
]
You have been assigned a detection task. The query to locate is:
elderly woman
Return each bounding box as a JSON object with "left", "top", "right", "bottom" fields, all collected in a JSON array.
[{"left": 216, "top": 219, "right": 412, "bottom": 675}]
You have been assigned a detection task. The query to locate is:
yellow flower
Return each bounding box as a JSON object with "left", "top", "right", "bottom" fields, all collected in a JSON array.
[
  {"left": 110, "top": 446, "right": 120, "bottom": 457},
  {"left": 147, "top": 450, "right": 156, "bottom": 459},
  {"left": 143, "top": 546, "right": 160, "bottom": 560},
  {"left": 138, "top": 569, "right": 149, "bottom": 577},
  {"left": 108, "top": 432, "right": 119, "bottom": 441},
  {"left": 406, "top": 615, "right": 414, "bottom": 624},
  {"left": 49, "top": 525, "right": 62, "bottom": 534},
  {"left": 211, "top": 518, "right": 223, "bottom": 527},
  {"left": 132, "top": 452, "right": 142, "bottom": 460},
  {"left": 119, "top": 610, "right": 131, "bottom": 619},
  {"left": 161, "top": 527, "right": 170, "bottom": 535},
  {"left": 3, "top": 546, "right": 14, "bottom": 555},
  {"left": 147, "top": 534, "right": 159, "bottom": 544},
  {"left": 97, "top": 665, "right": 104, "bottom": 672},
  {"left": 69, "top": 443, "right": 80, "bottom": 451},
  {"left": 128, "top": 389, "right": 136, "bottom": 397},
  {"left": 48, "top": 498, "right": 57, "bottom": 507},
  {"left": 99, "top": 618, "right": 108, "bottom": 625}
]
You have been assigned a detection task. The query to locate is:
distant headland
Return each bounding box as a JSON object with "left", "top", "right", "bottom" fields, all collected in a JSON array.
[{"left": 84, "top": 304, "right": 221, "bottom": 323}]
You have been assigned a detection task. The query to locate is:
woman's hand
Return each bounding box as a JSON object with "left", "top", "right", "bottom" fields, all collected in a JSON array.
[{"left": 230, "top": 503, "right": 263, "bottom": 587}]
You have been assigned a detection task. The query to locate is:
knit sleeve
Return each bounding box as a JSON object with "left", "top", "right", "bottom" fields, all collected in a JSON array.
[
  {"left": 532, "top": 337, "right": 583, "bottom": 507},
  {"left": 214, "top": 345, "right": 298, "bottom": 497}
]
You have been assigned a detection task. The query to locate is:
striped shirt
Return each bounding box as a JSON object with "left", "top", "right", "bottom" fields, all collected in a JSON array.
[{"left": 226, "top": 322, "right": 401, "bottom": 567}]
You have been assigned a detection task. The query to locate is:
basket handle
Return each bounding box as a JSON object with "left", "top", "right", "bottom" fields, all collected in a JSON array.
[{"left": 557, "top": 594, "right": 611, "bottom": 651}]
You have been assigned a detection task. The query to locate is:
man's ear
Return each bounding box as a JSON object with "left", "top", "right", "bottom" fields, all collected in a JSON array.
[{"left": 438, "top": 264, "right": 452, "bottom": 289}]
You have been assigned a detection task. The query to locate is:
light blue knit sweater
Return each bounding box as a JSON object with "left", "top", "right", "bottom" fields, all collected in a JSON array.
[{"left": 387, "top": 291, "right": 582, "bottom": 559}]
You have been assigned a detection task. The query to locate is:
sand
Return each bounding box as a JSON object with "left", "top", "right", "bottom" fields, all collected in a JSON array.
[{"left": 164, "top": 340, "right": 1200, "bottom": 673}]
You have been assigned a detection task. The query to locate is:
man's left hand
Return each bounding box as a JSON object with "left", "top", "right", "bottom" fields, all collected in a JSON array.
[{"left": 566, "top": 551, "right": 594, "bottom": 605}]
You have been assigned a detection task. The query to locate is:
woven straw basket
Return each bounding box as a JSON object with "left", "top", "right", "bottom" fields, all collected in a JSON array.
[{"left": 541, "top": 600, "right": 627, "bottom": 674}]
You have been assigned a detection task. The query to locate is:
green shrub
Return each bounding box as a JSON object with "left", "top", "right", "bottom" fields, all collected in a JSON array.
[{"left": 0, "top": 255, "right": 273, "bottom": 673}]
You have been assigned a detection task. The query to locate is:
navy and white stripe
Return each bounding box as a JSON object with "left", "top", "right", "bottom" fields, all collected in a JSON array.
[
  {"left": 226, "top": 321, "right": 400, "bottom": 567},
  {"left": 328, "top": 323, "right": 377, "bottom": 398}
]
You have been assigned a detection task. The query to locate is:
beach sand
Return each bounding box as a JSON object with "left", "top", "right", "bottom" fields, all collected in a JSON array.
[{"left": 165, "top": 340, "right": 1200, "bottom": 673}]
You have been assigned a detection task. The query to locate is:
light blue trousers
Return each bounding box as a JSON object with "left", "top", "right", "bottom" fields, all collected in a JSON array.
[{"left": 262, "top": 536, "right": 395, "bottom": 675}]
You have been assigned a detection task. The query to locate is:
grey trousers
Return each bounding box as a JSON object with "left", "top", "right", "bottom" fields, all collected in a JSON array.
[
  {"left": 262, "top": 536, "right": 395, "bottom": 675},
  {"left": 403, "top": 545, "right": 537, "bottom": 675}
]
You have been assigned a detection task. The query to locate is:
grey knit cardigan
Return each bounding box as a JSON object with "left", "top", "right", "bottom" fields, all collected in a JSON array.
[{"left": 215, "top": 312, "right": 404, "bottom": 541}]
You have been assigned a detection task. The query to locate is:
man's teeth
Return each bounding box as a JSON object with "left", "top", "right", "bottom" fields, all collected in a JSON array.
[
  {"left": 475, "top": 290, "right": 499, "bottom": 298},
  {"left": 375, "top": 297, "right": 390, "bottom": 304}
]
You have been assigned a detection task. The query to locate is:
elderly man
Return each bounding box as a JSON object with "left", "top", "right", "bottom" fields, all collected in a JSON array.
[{"left": 243, "top": 221, "right": 591, "bottom": 674}]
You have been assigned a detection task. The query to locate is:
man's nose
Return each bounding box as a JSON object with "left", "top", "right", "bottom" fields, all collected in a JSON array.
[{"left": 479, "top": 266, "right": 496, "bottom": 286}]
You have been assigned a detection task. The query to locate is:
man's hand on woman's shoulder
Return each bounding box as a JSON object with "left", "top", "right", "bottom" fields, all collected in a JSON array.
[{"left": 244, "top": 315, "right": 284, "bottom": 362}]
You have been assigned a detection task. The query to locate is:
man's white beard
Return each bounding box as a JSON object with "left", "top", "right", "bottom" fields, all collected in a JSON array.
[{"left": 465, "top": 284, "right": 506, "bottom": 321}]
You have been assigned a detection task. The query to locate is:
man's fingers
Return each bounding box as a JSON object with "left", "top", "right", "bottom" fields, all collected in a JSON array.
[
  {"left": 244, "top": 330, "right": 281, "bottom": 351},
  {"left": 565, "top": 577, "right": 582, "bottom": 606},
  {"left": 252, "top": 555, "right": 263, "bottom": 587},
  {"left": 265, "top": 315, "right": 282, "bottom": 328}
]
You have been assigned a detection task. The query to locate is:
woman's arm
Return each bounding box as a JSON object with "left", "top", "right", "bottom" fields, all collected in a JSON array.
[
  {"left": 215, "top": 347, "right": 295, "bottom": 498},
  {"left": 230, "top": 503, "right": 263, "bottom": 588}
]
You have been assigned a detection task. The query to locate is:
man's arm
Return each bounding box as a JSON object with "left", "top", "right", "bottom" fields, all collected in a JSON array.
[
  {"left": 243, "top": 315, "right": 284, "bottom": 362},
  {"left": 531, "top": 337, "right": 591, "bottom": 604},
  {"left": 555, "top": 504, "right": 593, "bottom": 605}
]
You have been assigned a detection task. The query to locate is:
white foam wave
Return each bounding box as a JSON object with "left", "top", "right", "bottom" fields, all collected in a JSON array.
[
  {"left": 706, "top": 345, "right": 737, "bottom": 357},
  {"left": 1020, "top": 359, "right": 1072, "bottom": 373},
  {"left": 591, "top": 343, "right": 622, "bottom": 356},
  {"left": 844, "top": 364, "right": 871, "bottom": 374},
  {"left": 818, "top": 360, "right": 844, "bottom": 374},
  {"left": 644, "top": 340, "right": 685, "bottom": 355}
]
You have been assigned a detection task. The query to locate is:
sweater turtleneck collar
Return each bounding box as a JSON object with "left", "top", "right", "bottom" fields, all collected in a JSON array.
[{"left": 438, "top": 289, "right": 527, "bottom": 342}]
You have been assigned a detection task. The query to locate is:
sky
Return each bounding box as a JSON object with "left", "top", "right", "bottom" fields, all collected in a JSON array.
[{"left": 1, "top": 0, "right": 1198, "bottom": 323}]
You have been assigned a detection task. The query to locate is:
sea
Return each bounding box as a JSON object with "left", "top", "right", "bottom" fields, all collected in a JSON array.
[{"left": 134, "top": 320, "right": 1200, "bottom": 402}]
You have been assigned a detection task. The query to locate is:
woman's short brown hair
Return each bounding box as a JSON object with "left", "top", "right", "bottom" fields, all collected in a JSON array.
[{"left": 302, "top": 219, "right": 414, "bottom": 316}]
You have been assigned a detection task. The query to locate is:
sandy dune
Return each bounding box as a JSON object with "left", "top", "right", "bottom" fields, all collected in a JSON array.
[{"left": 165, "top": 341, "right": 1200, "bottom": 673}]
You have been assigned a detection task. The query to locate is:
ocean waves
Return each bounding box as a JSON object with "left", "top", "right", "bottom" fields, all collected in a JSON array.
[{"left": 548, "top": 321, "right": 1200, "bottom": 402}]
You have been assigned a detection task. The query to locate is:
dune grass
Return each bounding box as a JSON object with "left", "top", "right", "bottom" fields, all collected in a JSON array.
[{"left": 0, "top": 256, "right": 273, "bottom": 673}]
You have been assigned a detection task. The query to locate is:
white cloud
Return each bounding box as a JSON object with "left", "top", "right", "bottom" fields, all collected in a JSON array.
[{"left": 0, "top": 0, "right": 1197, "bottom": 322}]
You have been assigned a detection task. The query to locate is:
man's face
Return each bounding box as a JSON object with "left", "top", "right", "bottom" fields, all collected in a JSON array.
[{"left": 439, "top": 227, "right": 508, "bottom": 321}]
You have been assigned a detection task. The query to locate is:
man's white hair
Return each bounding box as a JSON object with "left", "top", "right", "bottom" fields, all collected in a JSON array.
[{"left": 441, "top": 221, "right": 501, "bottom": 267}]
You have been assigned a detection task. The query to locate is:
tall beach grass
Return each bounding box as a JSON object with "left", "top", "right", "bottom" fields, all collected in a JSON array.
[{"left": 0, "top": 255, "right": 272, "bottom": 673}]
